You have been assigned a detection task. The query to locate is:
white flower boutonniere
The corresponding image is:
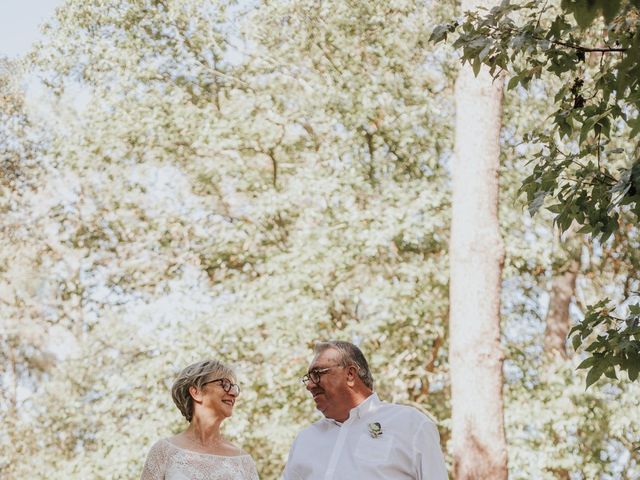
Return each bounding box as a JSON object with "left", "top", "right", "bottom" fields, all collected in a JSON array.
[{"left": 368, "top": 422, "right": 383, "bottom": 438}]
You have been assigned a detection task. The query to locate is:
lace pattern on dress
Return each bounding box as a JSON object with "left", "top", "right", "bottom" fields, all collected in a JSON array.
[{"left": 141, "top": 438, "right": 260, "bottom": 480}]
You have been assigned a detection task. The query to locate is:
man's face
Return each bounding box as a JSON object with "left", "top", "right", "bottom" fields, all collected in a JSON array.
[{"left": 306, "top": 348, "right": 351, "bottom": 422}]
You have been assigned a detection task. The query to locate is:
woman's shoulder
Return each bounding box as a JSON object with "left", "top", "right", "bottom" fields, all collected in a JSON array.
[
  {"left": 221, "top": 440, "right": 251, "bottom": 457},
  {"left": 148, "top": 437, "right": 172, "bottom": 452},
  {"left": 145, "top": 437, "right": 179, "bottom": 460},
  {"left": 142, "top": 438, "right": 174, "bottom": 472}
]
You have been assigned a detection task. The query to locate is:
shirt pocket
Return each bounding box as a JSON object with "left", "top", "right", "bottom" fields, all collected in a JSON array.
[{"left": 353, "top": 433, "right": 394, "bottom": 463}]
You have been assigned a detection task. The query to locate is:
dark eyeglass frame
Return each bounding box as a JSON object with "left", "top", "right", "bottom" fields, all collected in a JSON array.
[
  {"left": 301, "top": 365, "right": 345, "bottom": 385},
  {"left": 202, "top": 377, "right": 241, "bottom": 396}
]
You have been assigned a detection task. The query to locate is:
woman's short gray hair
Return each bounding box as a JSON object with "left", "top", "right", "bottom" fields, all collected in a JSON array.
[
  {"left": 314, "top": 340, "right": 374, "bottom": 390},
  {"left": 171, "top": 359, "right": 235, "bottom": 422}
]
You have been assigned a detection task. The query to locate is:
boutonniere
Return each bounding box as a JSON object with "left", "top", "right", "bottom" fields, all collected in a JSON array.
[{"left": 368, "top": 422, "right": 383, "bottom": 438}]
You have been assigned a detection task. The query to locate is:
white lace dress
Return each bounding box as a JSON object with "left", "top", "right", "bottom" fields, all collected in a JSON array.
[{"left": 141, "top": 439, "right": 260, "bottom": 480}]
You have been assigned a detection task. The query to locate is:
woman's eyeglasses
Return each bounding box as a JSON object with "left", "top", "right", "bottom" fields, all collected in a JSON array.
[{"left": 203, "top": 377, "right": 240, "bottom": 396}]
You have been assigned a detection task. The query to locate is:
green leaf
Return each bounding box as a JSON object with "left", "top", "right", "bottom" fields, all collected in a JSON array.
[
  {"left": 528, "top": 190, "right": 547, "bottom": 216},
  {"left": 604, "top": 366, "right": 618, "bottom": 380},
  {"left": 507, "top": 74, "right": 520, "bottom": 90},
  {"left": 547, "top": 203, "right": 564, "bottom": 214},
  {"left": 628, "top": 116, "right": 640, "bottom": 138},
  {"left": 576, "top": 356, "right": 595, "bottom": 369},
  {"left": 580, "top": 116, "right": 597, "bottom": 145},
  {"left": 585, "top": 362, "right": 607, "bottom": 389},
  {"left": 572, "top": 334, "right": 583, "bottom": 351},
  {"left": 601, "top": 0, "right": 622, "bottom": 22},
  {"left": 566, "top": 1, "right": 599, "bottom": 28},
  {"left": 478, "top": 44, "right": 492, "bottom": 62},
  {"left": 472, "top": 58, "right": 481, "bottom": 77},
  {"left": 430, "top": 24, "right": 451, "bottom": 44}
]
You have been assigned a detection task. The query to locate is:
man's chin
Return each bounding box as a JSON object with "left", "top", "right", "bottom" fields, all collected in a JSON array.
[
  {"left": 316, "top": 405, "right": 330, "bottom": 417},
  {"left": 313, "top": 396, "right": 327, "bottom": 412}
]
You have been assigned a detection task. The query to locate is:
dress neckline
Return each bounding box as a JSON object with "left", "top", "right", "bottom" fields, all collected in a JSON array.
[{"left": 163, "top": 438, "right": 251, "bottom": 459}]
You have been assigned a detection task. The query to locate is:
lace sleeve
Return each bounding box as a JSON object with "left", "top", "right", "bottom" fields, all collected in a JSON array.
[
  {"left": 140, "top": 439, "right": 169, "bottom": 480},
  {"left": 240, "top": 455, "right": 260, "bottom": 480}
]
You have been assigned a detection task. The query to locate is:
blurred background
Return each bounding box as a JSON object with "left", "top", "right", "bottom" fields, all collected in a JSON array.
[{"left": 1, "top": 0, "right": 639, "bottom": 478}]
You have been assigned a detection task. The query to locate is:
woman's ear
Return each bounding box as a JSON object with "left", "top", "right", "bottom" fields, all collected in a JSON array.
[{"left": 189, "top": 385, "right": 203, "bottom": 403}]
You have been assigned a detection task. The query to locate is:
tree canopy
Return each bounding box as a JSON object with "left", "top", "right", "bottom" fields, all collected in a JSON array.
[{"left": 434, "top": 0, "right": 640, "bottom": 388}]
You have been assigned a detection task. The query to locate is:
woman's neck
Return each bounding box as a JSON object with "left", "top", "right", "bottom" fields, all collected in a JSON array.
[{"left": 185, "top": 413, "right": 225, "bottom": 447}]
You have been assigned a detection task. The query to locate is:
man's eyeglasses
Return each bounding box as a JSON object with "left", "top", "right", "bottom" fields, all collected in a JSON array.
[
  {"left": 301, "top": 365, "right": 344, "bottom": 385},
  {"left": 203, "top": 377, "right": 240, "bottom": 396}
]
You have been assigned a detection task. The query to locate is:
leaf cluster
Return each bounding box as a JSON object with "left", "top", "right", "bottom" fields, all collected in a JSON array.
[
  {"left": 434, "top": 0, "right": 640, "bottom": 386},
  {"left": 569, "top": 299, "right": 640, "bottom": 388},
  {"left": 432, "top": 0, "right": 640, "bottom": 240},
  {"left": 571, "top": 300, "right": 640, "bottom": 387}
]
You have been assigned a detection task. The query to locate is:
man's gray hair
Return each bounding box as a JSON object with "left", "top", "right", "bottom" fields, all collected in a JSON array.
[
  {"left": 314, "top": 340, "right": 374, "bottom": 390},
  {"left": 171, "top": 359, "right": 235, "bottom": 422}
]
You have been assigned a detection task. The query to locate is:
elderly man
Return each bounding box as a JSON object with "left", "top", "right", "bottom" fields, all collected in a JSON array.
[{"left": 282, "top": 340, "right": 448, "bottom": 479}]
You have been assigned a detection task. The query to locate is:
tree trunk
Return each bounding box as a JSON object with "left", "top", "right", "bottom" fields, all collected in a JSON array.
[
  {"left": 449, "top": 2, "right": 508, "bottom": 475},
  {"left": 544, "top": 258, "right": 580, "bottom": 359}
]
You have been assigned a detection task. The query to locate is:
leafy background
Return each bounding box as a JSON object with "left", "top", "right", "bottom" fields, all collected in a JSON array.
[{"left": 1, "top": 0, "right": 639, "bottom": 478}]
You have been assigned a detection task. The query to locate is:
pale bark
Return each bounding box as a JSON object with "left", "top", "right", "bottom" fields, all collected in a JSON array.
[
  {"left": 449, "top": 3, "right": 508, "bottom": 475},
  {"left": 544, "top": 258, "right": 579, "bottom": 359}
]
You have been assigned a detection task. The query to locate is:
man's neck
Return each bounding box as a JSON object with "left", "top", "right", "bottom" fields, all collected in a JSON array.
[
  {"left": 333, "top": 390, "right": 374, "bottom": 423},
  {"left": 351, "top": 389, "right": 374, "bottom": 408}
]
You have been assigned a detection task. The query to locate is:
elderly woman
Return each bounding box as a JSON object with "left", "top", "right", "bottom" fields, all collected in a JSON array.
[{"left": 141, "top": 359, "right": 259, "bottom": 479}]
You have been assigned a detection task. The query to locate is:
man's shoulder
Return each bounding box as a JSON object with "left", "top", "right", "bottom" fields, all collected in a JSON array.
[
  {"left": 298, "top": 418, "right": 336, "bottom": 436},
  {"left": 296, "top": 418, "right": 332, "bottom": 437},
  {"left": 377, "top": 400, "right": 439, "bottom": 426}
]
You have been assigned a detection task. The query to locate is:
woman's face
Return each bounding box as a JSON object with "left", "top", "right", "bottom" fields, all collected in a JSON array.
[{"left": 199, "top": 376, "right": 240, "bottom": 418}]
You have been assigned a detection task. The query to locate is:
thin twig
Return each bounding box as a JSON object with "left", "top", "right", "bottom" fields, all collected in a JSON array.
[
  {"left": 488, "top": 24, "right": 628, "bottom": 53},
  {"left": 535, "top": 0, "right": 549, "bottom": 30}
]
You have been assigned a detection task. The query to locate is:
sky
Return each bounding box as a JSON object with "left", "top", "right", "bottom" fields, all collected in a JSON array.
[{"left": 0, "top": 0, "right": 63, "bottom": 58}]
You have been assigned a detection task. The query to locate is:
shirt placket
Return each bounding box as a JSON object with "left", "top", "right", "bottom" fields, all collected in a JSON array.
[{"left": 323, "top": 417, "right": 354, "bottom": 480}]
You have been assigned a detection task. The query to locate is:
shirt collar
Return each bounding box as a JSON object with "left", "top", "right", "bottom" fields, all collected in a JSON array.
[{"left": 324, "top": 392, "right": 381, "bottom": 426}]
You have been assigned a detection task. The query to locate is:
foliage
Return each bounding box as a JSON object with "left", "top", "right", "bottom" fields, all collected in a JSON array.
[
  {"left": 4, "top": 0, "right": 455, "bottom": 478},
  {"left": 572, "top": 300, "right": 640, "bottom": 386},
  {"left": 2, "top": 0, "right": 640, "bottom": 478},
  {"left": 500, "top": 74, "right": 640, "bottom": 476},
  {"left": 0, "top": 58, "right": 60, "bottom": 473},
  {"left": 434, "top": 0, "right": 640, "bottom": 386},
  {"left": 432, "top": 0, "right": 640, "bottom": 239},
  {"left": 504, "top": 350, "right": 640, "bottom": 478}
]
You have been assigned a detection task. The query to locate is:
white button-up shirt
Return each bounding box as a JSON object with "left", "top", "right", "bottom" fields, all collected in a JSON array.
[{"left": 282, "top": 394, "right": 448, "bottom": 480}]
